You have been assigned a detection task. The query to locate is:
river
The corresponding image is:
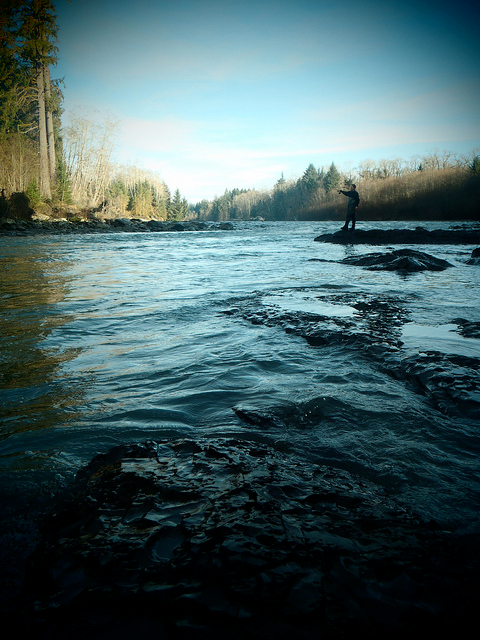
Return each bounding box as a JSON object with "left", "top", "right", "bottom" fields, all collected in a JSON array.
[{"left": 1, "top": 220, "right": 479, "bottom": 590}]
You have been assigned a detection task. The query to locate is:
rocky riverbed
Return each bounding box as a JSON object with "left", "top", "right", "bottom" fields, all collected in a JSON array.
[
  {"left": 224, "top": 288, "right": 480, "bottom": 422},
  {"left": 7, "top": 280, "right": 479, "bottom": 639}
]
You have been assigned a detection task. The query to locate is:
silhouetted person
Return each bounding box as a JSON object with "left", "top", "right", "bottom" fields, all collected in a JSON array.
[{"left": 338, "top": 184, "right": 359, "bottom": 231}]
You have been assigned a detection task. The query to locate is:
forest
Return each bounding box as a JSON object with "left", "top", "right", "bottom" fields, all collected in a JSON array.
[{"left": 1, "top": 0, "right": 479, "bottom": 224}]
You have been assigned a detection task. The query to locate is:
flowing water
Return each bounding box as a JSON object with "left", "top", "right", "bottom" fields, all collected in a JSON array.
[{"left": 1, "top": 220, "right": 479, "bottom": 553}]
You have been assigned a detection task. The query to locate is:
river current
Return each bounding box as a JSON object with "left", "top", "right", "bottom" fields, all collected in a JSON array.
[{"left": 1, "top": 220, "right": 479, "bottom": 551}]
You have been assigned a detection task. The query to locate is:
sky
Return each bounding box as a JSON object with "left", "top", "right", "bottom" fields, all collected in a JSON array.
[{"left": 54, "top": 0, "right": 480, "bottom": 203}]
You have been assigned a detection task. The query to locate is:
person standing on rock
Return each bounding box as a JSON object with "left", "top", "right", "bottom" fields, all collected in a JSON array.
[{"left": 338, "top": 184, "right": 359, "bottom": 231}]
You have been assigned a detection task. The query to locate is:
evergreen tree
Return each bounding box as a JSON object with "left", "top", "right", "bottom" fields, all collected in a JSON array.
[
  {"left": 25, "top": 177, "right": 41, "bottom": 207},
  {"left": 0, "top": 1, "right": 60, "bottom": 199},
  {"left": 18, "top": 0, "right": 59, "bottom": 198},
  {"left": 216, "top": 190, "right": 231, "bottom": 220},
  {"left": 301, "top": 163, "right": 321, "bottom": 193},
  {"left": 0, "top": 0, "right": 27, "bottom": 139},
  {"left": 323, "top": 162, "right": 342, "bottom": 193},
  {"left": 128, "top": 180, "right": 154, "bottom": 218},
  {"left": 470, "top": 155, "right": 480, "bottom": 175},
  {"left": 275, "top": 172, "right": 286, "bottom": 188},
  {"left": 168, "top": 188, "right": 188, "bottom": 220},
  {"left": 152, "top": 186, "right": 168, "bottom": 219},
  {"left": 55, "top": 155, "right": 73, "bottom": 204},
  {"left": 272, "top": 173, "right": 289, "bottom": 220}
]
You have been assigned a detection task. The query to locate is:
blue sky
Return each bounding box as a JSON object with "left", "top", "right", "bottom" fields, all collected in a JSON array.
[{"left": 54, "top": 0, "right": 480, "bottom": 202}]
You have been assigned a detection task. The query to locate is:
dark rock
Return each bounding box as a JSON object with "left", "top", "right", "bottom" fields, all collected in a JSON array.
[
  {"left": 7, "top": 192, "right": 35, "bottom": 221},
  {"left": 0, "top": 218, "right": 21, "bottom": 231},
  {"left": 466, "top": 247, "right": 480, "bottom": 265},
  {"left": 451, "top": 318, "right": 480, "bottom": 339},
  {"left": 315, "top": 228, "right": 480, "bottom": 245},
  {"left": 146, "top": 219, "right": 167, "bottom": 231},
  {"left": 214, "top": 222, "right": 234, "bottom": 230},
  {"left": 15, "top": 438, "right": 479, "bottom": 638},
  {"left": 0, "top": 189, "right": 8, "bottom": 218},
  {"left": 341, "top": 249, "right": 453, "bottom": 272},
  {"left": 399, "top": 352, "right": 480, "bottom": 419},
  {"left": 111, "top": 217, "right": 133, "bottom": 227}
]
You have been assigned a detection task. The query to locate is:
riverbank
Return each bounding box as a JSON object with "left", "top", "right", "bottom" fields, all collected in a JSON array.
[
  {"left": 2, "top": 218, "right": 480, "bottom": 243},
  {"left": 0, "top": 217, "right": 234, "bottom": 236}
]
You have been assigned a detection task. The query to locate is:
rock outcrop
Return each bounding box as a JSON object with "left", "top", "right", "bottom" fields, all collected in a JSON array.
[
  {"left": 340, "top": 248, "right": 453, "bottom": 272},
  {"left": 17, "top": 438, "right": 479, "bottom": 639},
  {"left": 314, "top": 227, "right": 480, "bottom": 245}
]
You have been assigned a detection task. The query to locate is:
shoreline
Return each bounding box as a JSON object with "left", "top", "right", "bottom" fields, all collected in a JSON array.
[
  {"left": 1, "top": 218, "right": 480, "bottom": 242},
  {"left": 0, "top": 218, "right": 234, "bottom": 236}
]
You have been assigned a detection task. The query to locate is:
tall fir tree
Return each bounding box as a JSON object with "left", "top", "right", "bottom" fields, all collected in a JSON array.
[
  {"left": 301, "top": 163, "right": 321, "bottom": 193},
  {"left": 323, "top": 162, "right": 342, "bottom": 193},
  {"left": 168, "top": 188, "right": 188, "bottom": 221},
  {"left": 17, "top": 0, "right": 59, "bottom": 198}
]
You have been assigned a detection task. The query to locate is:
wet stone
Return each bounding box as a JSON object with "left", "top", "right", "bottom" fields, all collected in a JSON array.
[
  {"left": 466, "top": 247, "right": 480, "bottom": 264},
  {"left": 340, "top": 248, "right": 454, "bottom": 272},
  {"left": 14, "top": 438, "right": 480, "bottom": 639},
  {"left": 452, "top": 318, "right": 480, "bottom": 338}
]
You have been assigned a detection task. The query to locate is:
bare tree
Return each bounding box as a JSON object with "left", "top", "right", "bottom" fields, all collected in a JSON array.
[{"left": 63, "top": 110, "right": 119, "bottom": 207}]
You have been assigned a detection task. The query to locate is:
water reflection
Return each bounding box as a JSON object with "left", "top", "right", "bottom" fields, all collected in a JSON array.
[{"left": 0, "top": 242, "right": 87, "bottom": 440}]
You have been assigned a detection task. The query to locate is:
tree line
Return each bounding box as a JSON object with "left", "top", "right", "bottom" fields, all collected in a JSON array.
[
  {"left": 192, "top": 154, "right": 480, "bottom": 222},
  {"left": 1, "top": 1, "right": 479, "bottom": 223}
]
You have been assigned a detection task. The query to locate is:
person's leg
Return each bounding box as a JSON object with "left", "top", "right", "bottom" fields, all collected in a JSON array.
[{"left": 343, "top": 207, "right": 353, "bottom": 231}]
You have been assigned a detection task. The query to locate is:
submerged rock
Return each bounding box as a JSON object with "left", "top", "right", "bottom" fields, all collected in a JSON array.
[
  {"left": 17, "top": 438, "right": 479, "bottom": 638},
  {"left": 314, "top": 227, "right": 480, "bottom": 245},
  {"left": 224, "top": 292, "right": 480, "bottom": 420},
  {"left": 452, "top": 318, "right": 480, "bottom": 339},
  {"left": 341, "top": 248, "right": 453, "bottom": 272}
]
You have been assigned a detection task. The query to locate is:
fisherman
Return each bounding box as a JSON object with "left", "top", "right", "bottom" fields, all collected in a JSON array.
[{"left": 338, "top": 184, "right": 359, "bottom": 231}]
